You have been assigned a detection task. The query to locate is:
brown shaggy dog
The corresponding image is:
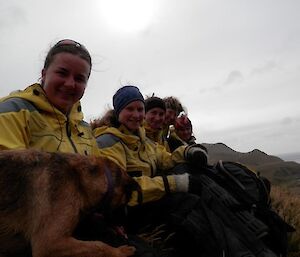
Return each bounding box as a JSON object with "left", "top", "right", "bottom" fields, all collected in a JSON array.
[{"left": 0, "top": 149, "right": 139, "bottom": 257}]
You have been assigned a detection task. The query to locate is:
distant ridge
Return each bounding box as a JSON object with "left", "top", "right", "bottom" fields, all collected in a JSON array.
[
  {"left": 278, "top": 152, "right": 300, "bottom": 164},
  {"left": 203, "top": 142, "right": 283, "bottom": 165},
  {"left": 202, "top": 142, "right": 300, "bottom": 194}
]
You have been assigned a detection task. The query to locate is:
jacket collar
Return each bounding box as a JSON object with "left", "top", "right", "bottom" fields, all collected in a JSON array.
[{"left": 6, "top": 83, "right": 84, "bottom": 122}]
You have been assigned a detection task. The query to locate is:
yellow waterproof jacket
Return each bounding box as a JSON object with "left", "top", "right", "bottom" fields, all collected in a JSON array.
[
  {"left": 0, "top": 83, "right": 99, "bottom": 155},
  {"left": 144, "top": 122, "right": 170, "bottom": 152},
  {"left": 93, "top": 125, "right": 187, "bottom": 205}
]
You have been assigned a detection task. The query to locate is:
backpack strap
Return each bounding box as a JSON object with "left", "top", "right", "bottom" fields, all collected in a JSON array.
[
  {"left": 161, "top": 173, "right": 171, "bottom": 194},
  {"left": 217, "top": 160, "right": 246, "bottom": 190}
]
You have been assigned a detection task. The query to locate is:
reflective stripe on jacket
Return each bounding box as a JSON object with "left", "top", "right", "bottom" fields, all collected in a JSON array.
[
  {"left": 93, "top": 125, "right": 187, "bottom": 205},
  {"left": 0, "top": 84, "right": 99, "bottom": 155}
]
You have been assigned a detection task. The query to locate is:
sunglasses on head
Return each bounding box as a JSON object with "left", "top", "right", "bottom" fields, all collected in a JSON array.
[{"left": 53, "top": 39, "right": 89, "bottom": 54}]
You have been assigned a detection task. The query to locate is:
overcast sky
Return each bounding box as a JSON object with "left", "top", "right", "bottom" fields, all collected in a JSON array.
[{"left": 1, "top": 0, "right": 299, "bottom": 156}]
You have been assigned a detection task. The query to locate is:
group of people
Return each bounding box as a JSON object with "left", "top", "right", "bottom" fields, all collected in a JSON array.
[
  {"left": 143, "top": 94, "right": 197, "bottom": 152},
  {"left": 0, "top": 39, "right": 209, "bottom": 256},
  {"left": 1, "top": 39, "right": 286, "bottom": 257}
]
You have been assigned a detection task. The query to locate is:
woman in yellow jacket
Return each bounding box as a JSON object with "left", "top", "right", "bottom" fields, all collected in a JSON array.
[
  {"left": 92, "top": 85, "right": 208, "bottom": 205},
  {"left": 0, "top": 40, "right": 143, "bottom": 255},
  {"left": 0, "top": 39, "right": 98, "bottom": 155}
]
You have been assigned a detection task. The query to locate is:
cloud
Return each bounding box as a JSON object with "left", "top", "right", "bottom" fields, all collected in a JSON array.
[
  {"left": 224, "top": 70, "right": 244, "bottom": 85},
  {"left": 250, "top": 60, "right": 278, "bottom": 76},
  {"left": 281, "top": 117, "right": 293, "bottom": 125},
  {"left": 196, "top": 116, "right": 300, "bottom": 155},
  {"left": 0, "top": 5, "right": 27, "bottom": 30},
  {"left": 197, "top": 70, "right": 244, "bottom": 94}
]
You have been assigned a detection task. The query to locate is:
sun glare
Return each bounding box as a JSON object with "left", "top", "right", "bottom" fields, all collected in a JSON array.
[{"left": 99, "top": 0, "right": 155, "bottom": 33}]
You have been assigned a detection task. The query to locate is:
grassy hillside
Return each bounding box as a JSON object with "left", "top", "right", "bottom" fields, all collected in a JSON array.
[{"left": 271, "top": 186, "right": 300, "bottom": 256}]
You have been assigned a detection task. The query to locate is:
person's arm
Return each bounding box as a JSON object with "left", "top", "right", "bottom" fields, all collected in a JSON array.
[
  {"left": 155, "top": 143, "right": 187, "bottom": 171},
  {"left": 96, "top": 134, "right": 187, "bottom": 205}
]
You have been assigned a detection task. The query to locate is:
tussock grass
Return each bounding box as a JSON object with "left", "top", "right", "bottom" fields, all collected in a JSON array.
[{"left": 271, "top": 186, "right": 300, "bottom": 256}]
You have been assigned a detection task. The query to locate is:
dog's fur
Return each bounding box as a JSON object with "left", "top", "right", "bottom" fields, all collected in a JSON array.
[{"left": 0, "top": 149, "right": 139, "bottom": 257}]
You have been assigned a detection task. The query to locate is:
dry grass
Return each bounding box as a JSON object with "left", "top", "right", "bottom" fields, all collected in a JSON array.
[
  {"left": 271, "top": 186, "right": 300, "bottom": 256},
  {"left": 137, "top": 224, "right": 176, "bottom": 257}
]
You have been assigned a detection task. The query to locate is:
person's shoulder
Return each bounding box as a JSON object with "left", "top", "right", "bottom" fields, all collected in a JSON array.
[
  {"left": 0, "top": 84, "right": 44, "bottom": 113},
  {"left": 96, "top": 131, "right": 123, "bottom": 149},
  {"left": 0, "top": 96, "right": 37, "bottom": 113}
]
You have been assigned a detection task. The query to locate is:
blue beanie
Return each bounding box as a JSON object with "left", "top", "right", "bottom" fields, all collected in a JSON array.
[{"left": 113, "top": 85, "right": 145, "bottom": 116}]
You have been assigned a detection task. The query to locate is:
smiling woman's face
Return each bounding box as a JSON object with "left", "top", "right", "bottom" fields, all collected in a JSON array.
[
  {"left": 41, "top": 52, "right": 90, "bottom": 114},
  {"left": 118, "top": 100, "right": 145, "bottom": 132},
  {"left": 176, "top": 126, "right": 192, "bottom": 142},
  {"left": 145, "top": 107, "right": 165, "bottom": 131}
]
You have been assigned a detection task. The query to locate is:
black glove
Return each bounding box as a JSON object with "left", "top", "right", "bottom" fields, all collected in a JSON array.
[{"left": 184, "top": 144, "right": 208, "bottom": 170}]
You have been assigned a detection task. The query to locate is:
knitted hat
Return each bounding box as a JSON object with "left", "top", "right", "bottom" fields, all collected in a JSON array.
[
  {"left": 175, "top": 114, "right": 192, "bottom": 130},
  {"left": 113, "top": 85, "right": 145, "bottom": 116},
  {"left": 145, "top": 96, "right": 166, "bottom": 113}
]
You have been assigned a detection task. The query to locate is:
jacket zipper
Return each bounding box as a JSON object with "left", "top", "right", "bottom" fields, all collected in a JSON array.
[{"left": 66, "top": 118, "right": 78, "bottom": 153}]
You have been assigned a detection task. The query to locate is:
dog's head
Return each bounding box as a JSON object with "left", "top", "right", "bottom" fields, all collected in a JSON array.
[
  {"left": 102, "top": 157, "right": 141, "bottom": 210},
  {"left": 76, "top": 155, "right": 140, "bottom": 213}
]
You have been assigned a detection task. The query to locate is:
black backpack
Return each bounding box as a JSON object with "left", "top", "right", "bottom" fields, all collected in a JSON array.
[
  {"left": 169, "top": 161, "right": 295, "bottom": 257},
  {"left": 211, "top": 161, "right": 295, "bottom": 256}
]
